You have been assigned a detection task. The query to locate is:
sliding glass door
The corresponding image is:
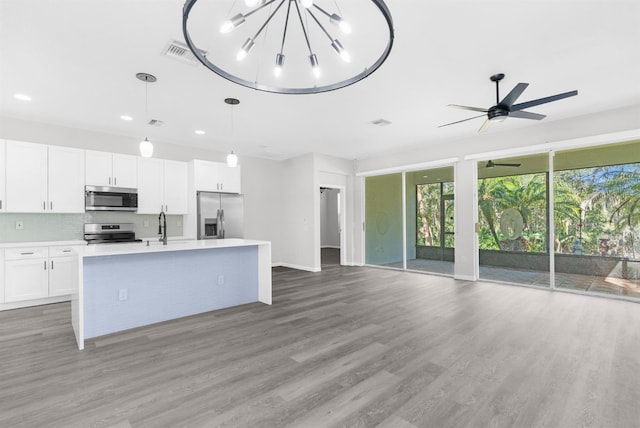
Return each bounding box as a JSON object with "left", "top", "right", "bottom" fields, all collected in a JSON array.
[
  {"left": 364, "top": 173, "right": 403, "bottom": 268},
  {"left": 406, "top": 167, "right": 455, "bottom": 275},
  {"left": 477, "top": 154, "right": 551, "bottom": 287},
  {"left": 553, "top": 140, "right": 640, "bottom": 298}
]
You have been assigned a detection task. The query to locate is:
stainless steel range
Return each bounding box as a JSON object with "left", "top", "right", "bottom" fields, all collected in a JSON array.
[{"left": 84, "top": 223, "right": 142, "bottom": 244}]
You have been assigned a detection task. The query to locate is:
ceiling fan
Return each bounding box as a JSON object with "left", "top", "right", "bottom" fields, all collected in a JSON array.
[
  {"left": 439, "top": 73, "right": 578, "bottom": 133},
  {"left": 485, "top": 160, "right": 521, "bottom": 168}
]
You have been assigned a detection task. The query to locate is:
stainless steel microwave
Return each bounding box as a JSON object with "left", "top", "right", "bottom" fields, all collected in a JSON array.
[{"left": 85, "top": 185, "right": 138, "bottom": 212}]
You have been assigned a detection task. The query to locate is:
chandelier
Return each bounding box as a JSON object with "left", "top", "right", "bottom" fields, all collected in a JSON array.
[{"left": 182, "top": 0, "right": 394, "bottom": 94}]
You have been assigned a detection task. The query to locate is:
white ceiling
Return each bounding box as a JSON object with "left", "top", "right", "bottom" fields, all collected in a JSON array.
[{"left": 1, "top": 0, "right": 639, "bottom": 161}]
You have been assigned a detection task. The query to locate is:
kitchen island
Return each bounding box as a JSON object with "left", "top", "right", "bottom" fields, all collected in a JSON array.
[{"left": 71, "top": 239, "right": 271, "bottom": 350}]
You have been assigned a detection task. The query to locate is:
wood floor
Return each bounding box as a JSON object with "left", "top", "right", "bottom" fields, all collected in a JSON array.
[{"left": 2, "top": 265, "right": 640, "bottom": 427}]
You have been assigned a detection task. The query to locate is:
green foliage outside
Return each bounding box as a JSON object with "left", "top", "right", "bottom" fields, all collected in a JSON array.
[{"left": 416, "top": 162, "right": 640, "bottom": 260}]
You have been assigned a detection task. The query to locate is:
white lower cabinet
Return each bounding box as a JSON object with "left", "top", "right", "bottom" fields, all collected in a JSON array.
[
  {"left": 3, "top": 246, "right": 78, "bottom": 304},
  {"left": 48, "top": 247, "right": 78, "bottom": 297},
  {"left": 4, "top": 248, "right": 49, "bottom": 303}
]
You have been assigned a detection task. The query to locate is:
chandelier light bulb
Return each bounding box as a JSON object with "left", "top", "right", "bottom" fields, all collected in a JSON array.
[
  {"left": 330, "top": 14, "right": 351, "bottom": 35},
  {"left": 309, "top": 54, "right": 321, "bottom": 78},
  {"left": 274, "top": 53, "right": 285, "bottom": 77},
  {"left": 139, "top": 138, "right": 153, "bottom": 158},
  {"left": 220, "top": 13, "right": 245, "bottom": 33},
  {"left": 237, "top": 38, "right": 255, "bottom": 61},
  {"left": 331, "top": 39, "right": 350, "bottom": 62},
  {"left": 301, "top": 0, "right": 313, "bottom": 8}
]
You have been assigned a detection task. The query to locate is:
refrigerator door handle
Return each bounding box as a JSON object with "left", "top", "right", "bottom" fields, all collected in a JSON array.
[{"left": 219, "top": 208, "right": 225, "bottom": 239}]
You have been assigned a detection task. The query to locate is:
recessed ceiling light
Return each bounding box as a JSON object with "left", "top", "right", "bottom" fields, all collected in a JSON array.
[
  {"left": 14, "top": 93, "right": 32, "bottom": 101},
  {"left": 195, "top": 130, "right": 206, "bottom": 135},
  {"left": 120, "top": 115, "right": 133, "bottom": 121}
]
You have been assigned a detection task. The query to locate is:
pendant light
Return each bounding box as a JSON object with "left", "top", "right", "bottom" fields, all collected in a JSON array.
[
  {"left": 136, "top": 72, "right": 157, "bottom": 157},
  {"left": 225, "top": 97, "right": 239, "bottom": 168}
]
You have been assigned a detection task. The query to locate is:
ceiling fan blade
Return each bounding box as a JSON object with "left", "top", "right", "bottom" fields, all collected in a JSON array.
[
  {"left": 438, "top": 114, "right": 486, "bottom": 128},
  {"left": 509, "top": 110, "right": 546, "bottom": 120},
  {"left": 448, "top": 104, "right": 489, "bottom": 113},
  {"left": 478, "top": 119, "right": 492, "bottom": 133},
  {"left": 511, "top": 90, "right": 578, "bottom": 111},
  {"left": 500, "top": 82, "right": 529, "bottom": 107}
]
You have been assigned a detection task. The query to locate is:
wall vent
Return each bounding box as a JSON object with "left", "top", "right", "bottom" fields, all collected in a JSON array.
[
  {"left": 161, "top": 40, "right": 204, "bottom": 65},
  {"left": 148, "top": 119, "right": 164, "bottom": 127}
]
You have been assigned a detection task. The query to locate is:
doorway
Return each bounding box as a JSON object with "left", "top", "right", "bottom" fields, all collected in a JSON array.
[{"left": 320, "top": 187, "right": 343, "bottom": 267}]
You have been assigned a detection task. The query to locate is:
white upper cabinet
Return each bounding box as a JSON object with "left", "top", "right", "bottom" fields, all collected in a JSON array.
[
  {"left": 6, "top": 141, "right": 85, "bottom": 213},
  {"left": 85, "top": 150, "right": 137, "bottom": 188},
  {"left": 137, "top": 157, "right": 164, "bottom": 214},
  {"left": 0, "top": 140, "right": 5, "bottom": 212},
  {"left": 192, "top": 159, "right": 241, "bottom": 194},
  {"left": 48, "top": 145, "right": 85, "bottom": 213},
  {"left": 137, "top": 158, "right": 188, "bottom": 214},
  {"left": 5, "top": 140, "right": 48, "bottom": 212},
  {"left": 163, "top": 160, "right": 188, "bottom": 214}
]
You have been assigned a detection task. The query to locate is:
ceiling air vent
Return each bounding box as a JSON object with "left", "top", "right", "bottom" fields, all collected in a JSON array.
[
  {"left": 148, "top": 119, "right": 164, "bottom": 127},
  {"left": 371, "top": 118, "right": 392, "bottom": 127},
  {"left": 161, "top": 40, "right": 204, "bottom": 65}
]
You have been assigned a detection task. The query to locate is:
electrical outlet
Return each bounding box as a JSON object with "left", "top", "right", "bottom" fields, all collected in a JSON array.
[
  {"left": 118, "top": 288, "right": 128, "bottom": 301},
  {"left": 15, "top": 221, "right": 24, "bottom": 230},
  {"left": 143, "top": 220, "right": 149, "bottom": 227},
  {"left": 217, "top": 275, "right": 224, "bottom": 285}
]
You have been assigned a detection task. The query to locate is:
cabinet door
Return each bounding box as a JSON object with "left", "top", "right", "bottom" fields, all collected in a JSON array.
[
  {"left": 218, "top": 164, "right": 242, "bottom": 193},
  {"left": 112, "top": 154, "right": 138, "bottom": 188},
  {"left": 0, "top": 140, "right": 5, "bottom": 212},
  {"left": 0, "top": 249, "right": 4, "bottom": 303},
  {"left": 85, "top": 150, "right": 113, "bottom": 186},
  {"left": 137, "top": 157, "right": 164, "bottom": 214},
  {"left": 48, "top": 256, "right": 78, "bottom": 296},
  {"left": 193, "top": 160, "right": 220, "bottom": 192},
  {"left": 6, "top": 140, "right": 48, "bottom": 212},
  {"left": 163, "top": 160, "right": 188, "bottom": 214},
  {"left": 4, "top": 259, "right": 49, "bottom": 302},
  {"left": 48, "top": 145, "right": 85, "bottom": 213}
]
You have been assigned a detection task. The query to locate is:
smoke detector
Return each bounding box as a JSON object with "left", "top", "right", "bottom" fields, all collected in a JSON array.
[{"left": 371, "top": 118, "right": 392, "bottom": 127}]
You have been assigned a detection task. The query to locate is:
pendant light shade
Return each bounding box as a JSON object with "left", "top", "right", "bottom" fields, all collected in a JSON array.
[
  {"left": 226, "top": 151, "right": 238, "bottom": 168},
  {"left": 139, "top": 138, "right": 153, "bottom": 157}
]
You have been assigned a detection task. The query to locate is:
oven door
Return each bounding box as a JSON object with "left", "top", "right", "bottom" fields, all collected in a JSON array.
[{"left": 85, "top": 186, "right": 138, "bottom": 211}]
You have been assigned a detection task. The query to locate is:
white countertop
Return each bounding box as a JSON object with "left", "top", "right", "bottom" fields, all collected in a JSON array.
[
  {"left": 0, "top": 240, "right": 87, "bottom": 249},
  {"left": 74, "top": 238, "right": 270, "bottom": 258}
]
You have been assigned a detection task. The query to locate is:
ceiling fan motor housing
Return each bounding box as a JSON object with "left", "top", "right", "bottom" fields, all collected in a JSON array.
[{"left": 488, "top": 105, "right": 509, "bottom": 121}]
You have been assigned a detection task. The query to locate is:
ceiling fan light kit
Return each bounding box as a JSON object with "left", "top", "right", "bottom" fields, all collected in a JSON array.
[
  {"left": 182, "top": 0, "right": 394, "bottom": 94},
  {"left": 439, "top": 73, "right": 578, "bottom": 132}
]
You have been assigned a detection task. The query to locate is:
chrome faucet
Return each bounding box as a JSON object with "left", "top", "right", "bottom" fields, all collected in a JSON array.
[{"left": 158, "top": 210, "right": 167, "bottom": 245}]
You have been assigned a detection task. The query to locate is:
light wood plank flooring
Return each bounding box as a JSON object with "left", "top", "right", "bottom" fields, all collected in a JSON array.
[{"left": 1, "top": 265, "right": 639, "bottom": 427}]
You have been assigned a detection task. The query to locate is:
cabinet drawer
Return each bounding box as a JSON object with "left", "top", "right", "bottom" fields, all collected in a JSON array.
[
  {"left": 4, "top": 247, "right": 48, "bottom": 260},
  {"left": 49, "top": 246, "right": 76, "bottom": 257}
]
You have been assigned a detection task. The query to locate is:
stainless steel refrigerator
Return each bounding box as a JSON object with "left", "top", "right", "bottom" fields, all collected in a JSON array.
[{"left": 197, "top": 191, "right": 244, "bottom": 239}]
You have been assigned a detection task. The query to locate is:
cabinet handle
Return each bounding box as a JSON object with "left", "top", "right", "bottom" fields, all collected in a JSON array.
[
  {"left": 165, "top": 204, "right": 168, "bottom": 213},
  {"left": 114, "top": 177, "right": 117, "bottom": 186},
  {"left": 21, "top": 252, "right": 34, "bottom": 255},
  {"left": 50, "top": 201, "right": 53, "bottom": 210},
  {"left": 62, "top": 249, "right": 71, "bottom": 253},
  {"left": 109, "top": 177, "right": 111, "bottom": 185},
  {"left": 51, "top": 260, "right": 54, "bottom": 270},
  {"left": 0, "top": 200, "right": 2, "bottom": 210},
  {"left": 43, "top": 201, "right": 46, "bottom": 210},
  {"left": 44, "top": 260, "right": 47, "bottom": 270}
]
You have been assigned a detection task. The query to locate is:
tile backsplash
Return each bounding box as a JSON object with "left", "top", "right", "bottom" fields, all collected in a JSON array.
[{"left": 0, "top": 212, "right": 184, "bottom": 243}]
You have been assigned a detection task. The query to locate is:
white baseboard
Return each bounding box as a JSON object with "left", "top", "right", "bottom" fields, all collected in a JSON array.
[
  {"left": 0, "top": 295, "right": 71, "bottom": 312},
  {"left": 454, "top": 274, "right": 477, "bottom": 281},
  {"left": 272, "top": 262, "right": 321, "bottom": 273}
]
